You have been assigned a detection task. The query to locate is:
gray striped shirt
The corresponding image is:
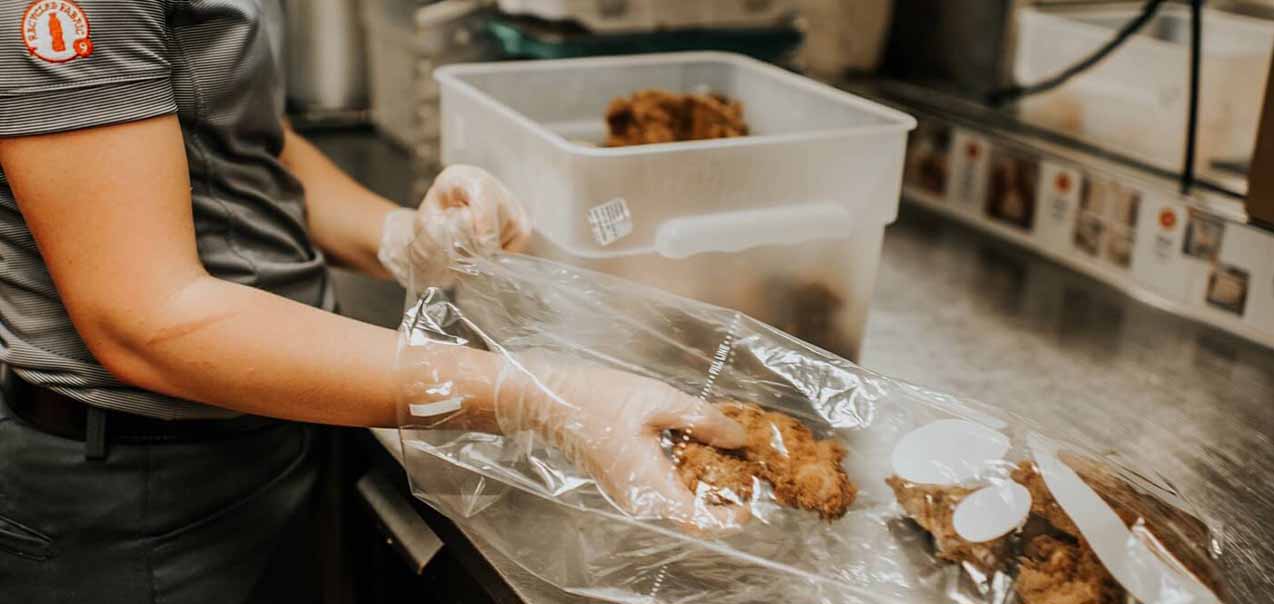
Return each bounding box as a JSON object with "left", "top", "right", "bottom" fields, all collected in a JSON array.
[{"left": 0, "top": 0, "right": 334, "bottom": 419}]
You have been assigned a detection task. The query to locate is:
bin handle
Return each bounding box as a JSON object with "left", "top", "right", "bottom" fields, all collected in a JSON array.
[{"left": 653, "top": 203, "right": 853, "bottom": 259}]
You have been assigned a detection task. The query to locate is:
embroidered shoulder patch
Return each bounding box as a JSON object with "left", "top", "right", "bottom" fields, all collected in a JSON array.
[{"left": 22, "top": 1, "right": 93, "bottom": 64}]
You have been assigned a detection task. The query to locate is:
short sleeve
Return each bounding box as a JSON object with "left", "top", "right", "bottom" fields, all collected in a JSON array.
[{"left": 0, "top": 0, "right": 177, "bottom": 136}]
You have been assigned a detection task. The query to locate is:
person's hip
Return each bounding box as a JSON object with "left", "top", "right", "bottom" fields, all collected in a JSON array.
[{"left": 0, "top": 389, "right": 322, "bottom": 604}]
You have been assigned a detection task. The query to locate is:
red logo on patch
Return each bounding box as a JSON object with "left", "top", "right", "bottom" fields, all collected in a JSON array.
[{"left": 22, "top": 1, "right": 92, "bottom": 64}]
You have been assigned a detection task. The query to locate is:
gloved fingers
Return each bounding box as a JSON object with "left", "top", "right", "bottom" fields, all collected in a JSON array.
[
  {"left": 616, "top": 440, "right": 750, "bottom": 531},
  {"left": 647, "top": 395, "right": 746, "bottom": 450},
  {"left": 493, "top": 177, "right": 533, "bottom": 252},
  {"left": 429, "top": 165, "right": 531, "bottom": 253},
  {"left": 421, "top": 199, "right": 491, "bottom": 255},
  {"left": 461, "top": 171, "right": 531, "bottom": 253},
  {"left": 500, "top": 202, "right": 532, "bottom": 253},
  {"left": 377, "top": 208, "right": 418, "bottom": 286}
]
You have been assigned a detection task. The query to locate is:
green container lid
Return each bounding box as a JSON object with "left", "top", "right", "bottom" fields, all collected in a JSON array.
[{"left": 485, "top": 16, "right": 803, "bottom": 64}]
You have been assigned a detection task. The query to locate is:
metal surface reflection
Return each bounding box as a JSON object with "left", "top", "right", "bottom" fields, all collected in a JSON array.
[{"left": 866, "top": 205, "right": 1274, "bottom": 601}]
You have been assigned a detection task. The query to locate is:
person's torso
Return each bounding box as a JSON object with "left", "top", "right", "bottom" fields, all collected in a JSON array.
[{"left": 0, "top": 0, "right": 334, "bottom": 419}]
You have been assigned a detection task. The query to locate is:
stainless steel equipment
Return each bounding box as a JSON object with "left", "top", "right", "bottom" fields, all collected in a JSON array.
[{"left": 285, "top": 0, "right": 370, "bottom": 114}]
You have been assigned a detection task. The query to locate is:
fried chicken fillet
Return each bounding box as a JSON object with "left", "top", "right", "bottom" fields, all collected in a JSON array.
[
  {"left": 605, "top": 89, "right": 748, "bottom": 147},
  {"left": 888, "top": 459, "right": 1224, "bottom": 604},
  {"left": 675, "top": 402, "right": 856, "bottom": 519}
]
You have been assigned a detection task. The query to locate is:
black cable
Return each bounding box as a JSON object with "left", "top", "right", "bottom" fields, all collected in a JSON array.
[
  {"left": 987, "top": 0, "right": 1166, "bottom": 107},
  {"left": 1181, "top": 0, "right": 1203, "bottom": 194}
]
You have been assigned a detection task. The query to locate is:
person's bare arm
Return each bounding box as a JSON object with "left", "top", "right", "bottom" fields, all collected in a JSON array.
[
  {"left": 0, "top": 116, "right": 748, "bottom": 527},
  {"left": 0, "top": 115, "right": 496, "bottom": 427},
  {"left": 278, "top": 121, "right": 398, "bottom": 279}
]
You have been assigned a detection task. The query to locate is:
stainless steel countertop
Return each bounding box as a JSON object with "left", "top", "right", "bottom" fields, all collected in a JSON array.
[
  {"left": 864, "top": 208, "right": 1274, "bottom": 601},
  {"left": 310, "top": 127, "right": 1274, "bottom": 603}
]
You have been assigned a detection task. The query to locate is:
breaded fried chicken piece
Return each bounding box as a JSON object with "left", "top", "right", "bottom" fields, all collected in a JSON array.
[
  {"left": 884, "top": 476, "right": 1012, "bottom": 572},
  {"left": 721, "top": 402, "right": 856, "bottom": 519},
  {"left": 673, "top": 402, "right": 856, "bottom": 519},
  {"left": 605, "top": 89, "right": 748, "bottom": 147},
  {"left": 1012, "top": 462, "right": 1082, "bottom": 538},
  {"left": 1017, "top": 459, "right": 1225, "bottom": 599},
  {"left": 676, "top": 442, "right": 755, "bottom": 506},
  {"left": 890, "top": 460, "right": 1221, "bottom": 604},
  {"left": 1016, "top": 535, "right": 1124, "bottom": 604},
  {"left": 887, "top": 466, "right": 1124, "bottom": 601}
]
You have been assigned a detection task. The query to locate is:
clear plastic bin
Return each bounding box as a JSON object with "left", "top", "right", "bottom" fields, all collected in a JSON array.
[
  {"left": 436, "top": 52, "right": 915, "bottom": 360},
  {"left": 495, "top": 0, "right": 796, "bottom": 33},
  {"left": 361, "top": 0, "right": 496, "bottom": 162},
  {"left": 1014, "top": 5, "right": 1274, "bottom": 177}
]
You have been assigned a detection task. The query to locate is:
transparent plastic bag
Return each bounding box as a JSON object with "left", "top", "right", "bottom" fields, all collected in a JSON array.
[{"left": 396, "top": 253, "right": 1227, "bottom": 604}]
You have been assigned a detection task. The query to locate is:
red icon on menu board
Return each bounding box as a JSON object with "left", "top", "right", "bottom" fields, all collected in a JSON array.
[
  {"left": 1055, "top": 172, "right": 1072, "bottom": 193},
  {"left": 1159, "top": 208, "right": 1177, "bottom": 229}
]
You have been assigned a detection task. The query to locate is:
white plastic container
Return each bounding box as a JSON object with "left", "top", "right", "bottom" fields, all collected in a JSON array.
[
  {"left": 1014, "top": 5, "right": 1274, "bottom": 176},
  {"left": 362, "top": 0, "right": 494, "bottom": 162},
  {"left": 495, "top": 0, "right": 795, "bottom": 33},
  {"left": 437, "top": 52, "right": 915, "bottom": 360},
  {"left": 792, "top": 0, "right": 894, "bottom": 77}
]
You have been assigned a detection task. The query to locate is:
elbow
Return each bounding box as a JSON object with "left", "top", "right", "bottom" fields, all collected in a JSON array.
[
  {"left": 77, "top": 312, "right": 176, "bottom": 394},
  {"left": 87, "top": 334, "right": 162, "bottom": 392},
  {"left": 71, "top": 277, "right": 220, "bottom": 395}
]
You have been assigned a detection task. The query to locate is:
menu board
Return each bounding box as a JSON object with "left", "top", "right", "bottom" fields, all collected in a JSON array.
[{"left": 899, "top": 121, "right": 1274, "bottom": 348}]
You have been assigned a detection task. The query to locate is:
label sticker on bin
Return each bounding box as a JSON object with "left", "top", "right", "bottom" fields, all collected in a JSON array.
[{"left": 587, "top": 198, "right": 633, "bottom": 246}]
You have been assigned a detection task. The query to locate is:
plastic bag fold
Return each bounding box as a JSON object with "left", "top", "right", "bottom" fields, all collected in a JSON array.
[{"left": 397, "top": 253, "right": 1226, "bottom": 604}]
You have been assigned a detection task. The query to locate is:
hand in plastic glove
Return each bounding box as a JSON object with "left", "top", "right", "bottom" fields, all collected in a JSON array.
[
  {"left": 379, "top": 165, "right": 531, "bottom": 288},
  {"left": 498, "top": 360, "right": 751, "bottom": 531}
]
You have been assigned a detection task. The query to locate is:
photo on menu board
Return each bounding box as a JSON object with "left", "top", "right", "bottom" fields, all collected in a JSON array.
[
  {"left": 984, "top": 151, "right": 1038, "bottom": 230},
  {"left": 1183, "top": 213, "right": 1225, "bottom": 261},
  {"left": 1103, "top": 184, "right": 1140, "bottom": 268},
  {"left": 1074, "top": 212, "right": 1104, "bottom": 256},
  {"left": 904, "top": 122, "right": 952, "bottom": 197},
  {"left": 1106, "top": 230, "right": 1135, "bottom": 267},
  {"left": 1072, "top": 178, "right": 1139, "bottom": 267},
  {"left": 1206, "top": 264, "right": 1249, "bottom": 315},
  {"left": 1074, "top": 179, "right": 1105, "bottom": 257}
]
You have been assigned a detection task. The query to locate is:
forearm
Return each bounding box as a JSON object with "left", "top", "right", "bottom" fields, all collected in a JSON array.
[
  {"left": 279, "top": 124, "right": 399, "bottom": 278},
  {"left": 101, "top": 274, "right": 504, "bottom": 429}
]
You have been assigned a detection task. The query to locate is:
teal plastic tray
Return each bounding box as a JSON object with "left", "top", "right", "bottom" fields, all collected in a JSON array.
[{"left": 485, "top": 16, "right": 803, "bottom": 63}]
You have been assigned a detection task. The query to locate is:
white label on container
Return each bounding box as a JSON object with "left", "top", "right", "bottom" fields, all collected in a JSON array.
[{"left": 587, "top": 197, "right": 633, "bottom": 247}]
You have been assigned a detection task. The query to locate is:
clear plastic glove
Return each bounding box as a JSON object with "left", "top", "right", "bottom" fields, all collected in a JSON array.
[
  {"left": 497, "top": 358, "right": 751, "bottom": 531},
  {"left": 379, "top": 165, "right": 532, "bottom": 288}
]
